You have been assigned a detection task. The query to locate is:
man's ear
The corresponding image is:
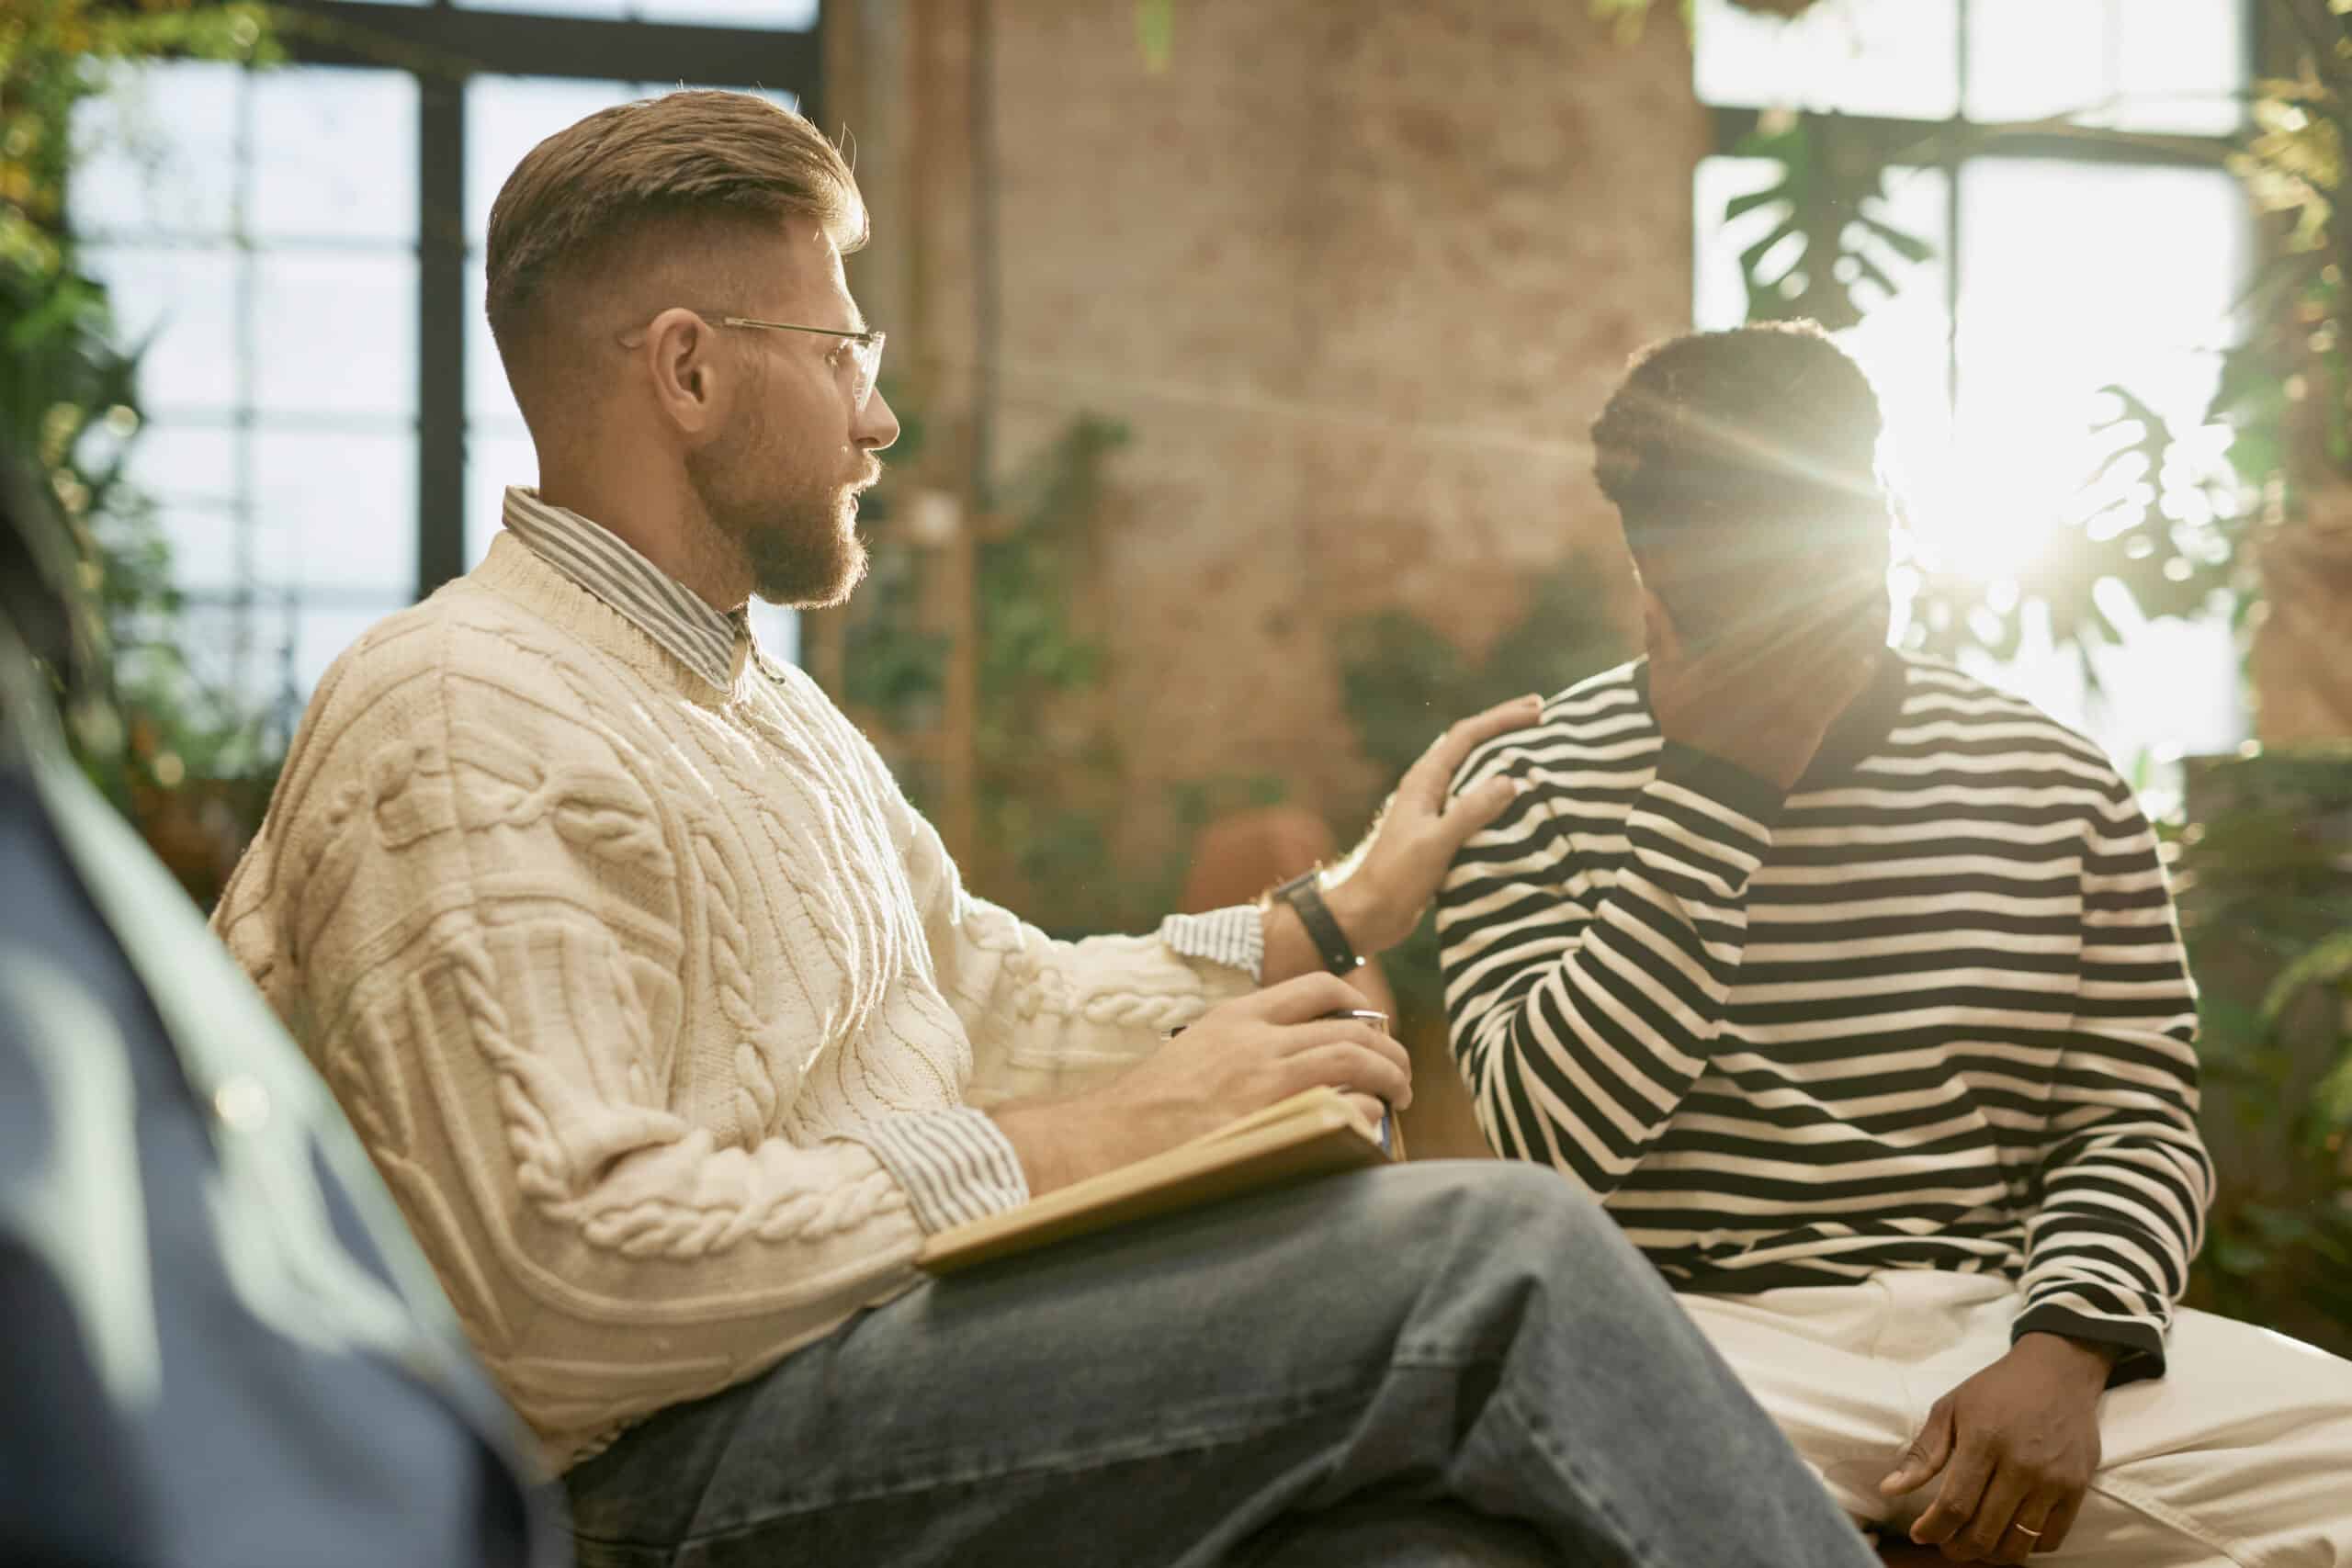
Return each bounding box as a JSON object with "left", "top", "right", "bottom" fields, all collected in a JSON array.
[{"left": 639, "top": 307, "right": 725, "bottom": 438}]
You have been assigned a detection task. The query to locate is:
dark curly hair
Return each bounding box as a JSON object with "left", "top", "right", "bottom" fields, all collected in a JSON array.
[{"left": 1590, "top": 321, "right": 1889, "bottom": 553}]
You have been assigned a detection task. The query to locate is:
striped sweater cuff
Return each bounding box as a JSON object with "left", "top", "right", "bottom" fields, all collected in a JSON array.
[
  {"left": 1159, "top": 905, "right": 1264, "bottom": 980},
  {"left": 836, "top": 1109, "right": 1030, "bottom": 1235},
  {"left": 2011, "top": 1302, "right": 2167, "bottom": 1386}
]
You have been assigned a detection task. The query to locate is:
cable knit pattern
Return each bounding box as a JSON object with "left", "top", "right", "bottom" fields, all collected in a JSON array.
[{"left": 210, "top": 533, "right": 1253, "bottom": 1468}]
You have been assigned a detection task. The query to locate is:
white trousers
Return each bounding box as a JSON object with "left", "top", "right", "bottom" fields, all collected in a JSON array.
[{"left": 1679, "top": 1271, "right": 2352, "bottom": 1568}]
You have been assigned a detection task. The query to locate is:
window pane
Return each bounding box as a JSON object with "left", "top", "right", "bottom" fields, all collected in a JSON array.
[
  {"left": 253, "top": 429, "right": 417, "bottom": 593},
  {"left": 122, "top": 421, "right": 240, "bottom": 510},
  {"left": 74, "top": 59, "right": 435, "bottom": 725},
  {"left": 1938, "top": 163, "right": 2249, "bottom": 769},
  {"left": 628, "top": 0, "right": 815, "bottom": 28},
  {"left": 2111, "top": 2, "right": 2245, "bottom": 136},
  {"left": 252, "top": 68, "right": 421, "bottom": 243},
  {"left": 456, "top": 0, "right": 628, "bottom": 20},
  {"left": 747, "top": 601, "right": 799, "bottom": 666},
  {"left": 68, "top": 62, "right": 243, "bottom": 240},
  {"left": 296, "top": 603, "right": 406, "bottom": 696},
  {"left": 1693, "top": 0, "right": 1958, "bottom": 119},
  {"left": 126, "top": 421, "right": 243, "bottom": 592},
  {"left": 82, "top": 245, "right": 243, "bottom": 414},
  {"left": 169, "top": 596, "right": 280, "bottom": 718},
  {"left": 152, "top": 504, "right": 247, "bottom": 593},
  {"left": 1966, "top": 0, "right": 2244, "bottom": 136},
  {"left": 466, "top": 427, "right": 540, "bottom": 568},
  {"left": 1947, "top": 161, "right": 2245, "bottom": 569},
  {"left": 253, "top": 252, "right": 419, "bottom": 417},
  {"left": 164, "top": 585, "right": 403, "bottom": 723}
]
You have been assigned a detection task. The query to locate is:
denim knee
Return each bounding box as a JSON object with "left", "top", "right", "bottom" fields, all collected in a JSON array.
[{"left": 1356, "top": 1161, "right": 1629, "bottom": 1283}]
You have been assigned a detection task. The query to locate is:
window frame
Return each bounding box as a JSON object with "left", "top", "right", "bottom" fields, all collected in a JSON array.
[
  {"left": 238, "top": 0, "right": 824, "bottom": 597},
  {"left": 1701, "top": 0, "right": 2260, "bottom": 413}
]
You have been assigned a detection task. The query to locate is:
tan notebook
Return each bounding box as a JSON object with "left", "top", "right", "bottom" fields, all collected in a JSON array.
[{"left": 916, "top": 1089, "right": 1397, "bottom": 1275}]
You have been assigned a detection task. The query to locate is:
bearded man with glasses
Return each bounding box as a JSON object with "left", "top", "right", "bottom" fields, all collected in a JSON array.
[{"left": 210, "top": 89, "right": 1881, "bottom": 1568}]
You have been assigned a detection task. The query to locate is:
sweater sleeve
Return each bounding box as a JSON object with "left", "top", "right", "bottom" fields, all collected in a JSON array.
[
  {"left": 885, "top": 793, "right": 1256, "bottom": 1107},
  {"left": 212, "top": 649, "right": 931, "bottom": 1463},
  {"left": 1435, "top": 736, "right": 1784, "bottom": 1195},
  {"left": 2014, "top": 773, "right": 2214, "bottom": 1381}
]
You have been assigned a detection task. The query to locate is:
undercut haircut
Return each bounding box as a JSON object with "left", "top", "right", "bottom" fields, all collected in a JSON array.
[{"left": 484, "top": 89, "right": 865, "bottom": 388}]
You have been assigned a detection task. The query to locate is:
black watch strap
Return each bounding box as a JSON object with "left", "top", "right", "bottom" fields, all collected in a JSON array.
[{"left": 1273, "top": 871, "right": 1363, "bottom": 975}]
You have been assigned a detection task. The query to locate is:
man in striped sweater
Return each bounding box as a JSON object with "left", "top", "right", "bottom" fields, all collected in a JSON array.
[{"left": 1439, "top": 323, "right": 2352, "bottom": 1567}]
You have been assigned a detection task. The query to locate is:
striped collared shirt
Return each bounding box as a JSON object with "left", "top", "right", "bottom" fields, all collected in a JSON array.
[{"left": 501, "top": 487, "right": 747, "bottom": 690}]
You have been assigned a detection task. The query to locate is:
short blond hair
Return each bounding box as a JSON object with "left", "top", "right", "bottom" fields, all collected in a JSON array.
[{"left": 485, "top": 89, "right": 865, "bottom": 367}]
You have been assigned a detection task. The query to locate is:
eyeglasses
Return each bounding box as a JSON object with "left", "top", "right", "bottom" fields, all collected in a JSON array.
[{"left": 711, "top": 316, "right": 887, "bottom": 410}]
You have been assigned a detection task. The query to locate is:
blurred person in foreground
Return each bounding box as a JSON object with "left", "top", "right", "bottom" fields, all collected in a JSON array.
[
  {"left": 209, "top": 91, "right": 1882, "bottom": 1567},
  {"left": 0, "top": 443, "right": 564, "bottom": 1565},
  {"left": 1438, "top": 321, "right": 2352, "bottom": 1567}
]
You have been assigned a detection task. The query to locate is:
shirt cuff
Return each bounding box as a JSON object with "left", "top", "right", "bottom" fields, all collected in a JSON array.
[
  {"left": 1159, "top": 906, "right": 1265, "bottom": 981},
  {"left": 2010, "top": 1303, "right": 2167, "bottom": 1386},
  {"left": 835, "top": 1109, "right": 1030, "bottom": 1235}
]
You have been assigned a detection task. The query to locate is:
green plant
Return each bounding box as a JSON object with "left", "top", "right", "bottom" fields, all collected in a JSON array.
[
  {"left": 968, "top": 416, "right": 1136, "bottom": 933},
  {"left": 1903, "top": 385, "right": 2253, "bottom": 687},
  {"left": 2, "top": 0, "right": 281, "bottom": 829},
  {"left": 1724, "top": 112, "right": 1934, "bottom": 333},
  {"left": 2231, "top": 14, "right": 2352, "bottom": 482},
  {"left": 847, "top": 412, "right": 1277, "bottom": 939},
  {"left": 2173, "top": 751, "right": 2352, "bottom": 1352},
  {"left": 1338, "top": 564, "right": 1635, "bottom": 1029}
]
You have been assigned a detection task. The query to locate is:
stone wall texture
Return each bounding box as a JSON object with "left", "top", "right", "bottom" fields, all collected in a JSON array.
[
  {"left": 1002, "top": 1, "right": 1697, "bottom": 811},
  {"left": 833, "top": 0, "right": 1702, "bottom": 822}
]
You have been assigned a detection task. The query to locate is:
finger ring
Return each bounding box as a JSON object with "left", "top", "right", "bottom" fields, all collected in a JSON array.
[{"left": 2013, "top": 1526, "right": 2043, "bottom": 1539}]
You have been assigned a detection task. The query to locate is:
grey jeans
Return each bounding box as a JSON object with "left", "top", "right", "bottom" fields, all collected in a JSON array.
[{"left": 564, "top": 1162, "right": 1879, "bottom": 1568}]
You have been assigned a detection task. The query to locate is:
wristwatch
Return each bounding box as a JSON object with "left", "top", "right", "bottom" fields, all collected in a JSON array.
[{"left": 1272, "top": 870, "right": 1363, "bottom": 975}]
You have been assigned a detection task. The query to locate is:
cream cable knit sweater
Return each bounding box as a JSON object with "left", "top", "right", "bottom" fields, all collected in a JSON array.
[{"left": 213, "top": 534, "right": 1252, "bottom": 1467}]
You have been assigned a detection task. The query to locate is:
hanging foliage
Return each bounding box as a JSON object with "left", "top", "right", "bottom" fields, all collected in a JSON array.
[
  {"left": 1904, "top": 385, "right": 2249, "bottom": 689},
  {"left": 2, "top": 0, "right": 282, "bottom": 894},
  {"left": 1725, "top": 112, "right": 1934, "bottom": 333}
]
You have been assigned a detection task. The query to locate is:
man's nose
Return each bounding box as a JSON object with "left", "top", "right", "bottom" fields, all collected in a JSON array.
[{"left": 855, "top": 388, "right": 901, "bottom": 452}]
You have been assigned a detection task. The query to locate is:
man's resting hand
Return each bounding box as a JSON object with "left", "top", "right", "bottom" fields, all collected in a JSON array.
[
  {"left": 1879, "top": 1333, "right": 2112, "bottom": 1562},
  {"left": 989, "top": 974, "right": 1409, "bottom": 1195}
]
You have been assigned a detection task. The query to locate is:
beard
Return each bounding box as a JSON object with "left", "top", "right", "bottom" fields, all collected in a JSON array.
[{"left": 687, "top": 406, "right": 876, "bottom": 609}]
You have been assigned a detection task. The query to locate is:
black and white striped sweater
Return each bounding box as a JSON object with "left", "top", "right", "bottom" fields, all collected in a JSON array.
[{"left": 1438, "top": 649, "right": 2213, "bottom": 1373}]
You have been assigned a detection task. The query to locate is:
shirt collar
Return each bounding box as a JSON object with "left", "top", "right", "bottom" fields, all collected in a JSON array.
[
  {"left": 1629, "top": 644, "right": 1909, "bottom": 792},
  {"left": 500, "top": 487, "right": 749, "bottom": 691}
]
